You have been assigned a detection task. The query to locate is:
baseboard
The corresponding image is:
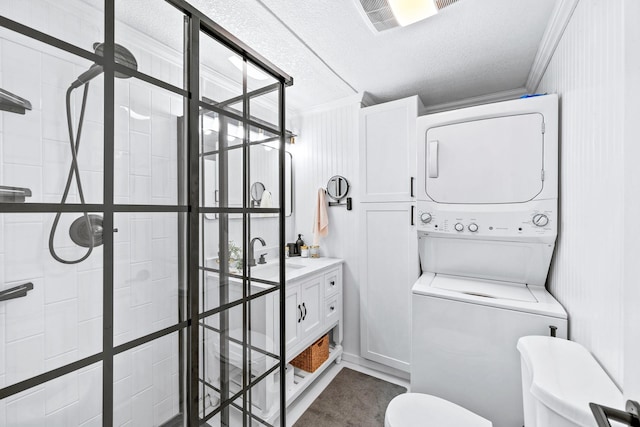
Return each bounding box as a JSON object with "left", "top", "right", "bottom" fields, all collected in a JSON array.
[{"left": 341, "top": 352, "right": 410, "bottom": 381}]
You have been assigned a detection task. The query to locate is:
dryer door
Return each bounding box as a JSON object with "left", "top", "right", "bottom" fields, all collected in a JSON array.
[{"left": 425, "top": 113, "right": 544, "bottom": 204}]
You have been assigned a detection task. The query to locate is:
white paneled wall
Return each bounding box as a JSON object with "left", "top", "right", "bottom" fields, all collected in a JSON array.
[
  {"left": 289, "top": 97, "right": 360, "bottom": 357},
  {"left": 536, "top": 0, "right": 625, "bottom": 385}
]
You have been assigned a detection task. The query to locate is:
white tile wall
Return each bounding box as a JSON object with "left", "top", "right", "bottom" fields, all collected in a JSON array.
[
  {"left": 536, "top": 0, "right": 626, "bottom": 386},
  {"left": 0, "top": 1, "right": 185, "bottom": 425}
]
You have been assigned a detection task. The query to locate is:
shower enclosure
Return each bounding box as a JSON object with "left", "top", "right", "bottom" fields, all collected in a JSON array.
[{"left": 0, "top": 0, "right": 291, "bottom": 426}]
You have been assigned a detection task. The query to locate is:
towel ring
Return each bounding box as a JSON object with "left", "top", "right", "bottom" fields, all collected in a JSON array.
[{"left": 326, "top": 175, "right": 352, "bottom": 210}]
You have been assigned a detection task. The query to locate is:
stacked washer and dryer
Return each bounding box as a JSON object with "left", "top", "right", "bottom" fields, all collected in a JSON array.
[{"left": 411, "top": 94, "right": 568, "bottom": 427}]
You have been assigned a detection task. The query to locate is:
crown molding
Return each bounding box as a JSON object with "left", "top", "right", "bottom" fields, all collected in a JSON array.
[
  {"left": 422, "top": 87, "right": 527, "bottom": 114},
  {"left": 526, "top": 0, "right": 580, "bottom": 92}
]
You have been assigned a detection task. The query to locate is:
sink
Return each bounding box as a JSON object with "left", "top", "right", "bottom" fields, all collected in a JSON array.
[{"left": 252, "top": 262, "right": 305, "bottom": 281}]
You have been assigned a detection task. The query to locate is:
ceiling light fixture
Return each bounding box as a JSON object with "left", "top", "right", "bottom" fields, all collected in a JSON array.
[
  {"left": 388, "top": 0, "right": 438, "bottom": 26},
  {"left": 228, "top": 56, "right": 269, "bottom": 81}
]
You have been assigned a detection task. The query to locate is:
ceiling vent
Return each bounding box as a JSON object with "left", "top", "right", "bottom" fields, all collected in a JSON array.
[{"left": 357, "top": 0, "right": 461, "bottom": 32}]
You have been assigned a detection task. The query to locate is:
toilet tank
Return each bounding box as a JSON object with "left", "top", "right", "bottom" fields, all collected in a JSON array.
[{"left": 517, "top": 336, "right": 624, "bottom": 427}]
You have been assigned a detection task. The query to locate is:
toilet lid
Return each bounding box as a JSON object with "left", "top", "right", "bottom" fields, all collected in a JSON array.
[{"left": 385, "top": 393, "right": 492, "bottom": 427}]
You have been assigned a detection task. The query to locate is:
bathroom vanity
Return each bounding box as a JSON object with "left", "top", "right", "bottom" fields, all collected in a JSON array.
[{"left": 203, "top": 257, "right": 344, "bottom": 421}]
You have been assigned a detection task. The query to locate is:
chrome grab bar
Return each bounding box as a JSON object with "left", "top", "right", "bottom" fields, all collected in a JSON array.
[
  {"left": 0, "top": 282, "right": 34, "bottom": 302},
  {"left": 590, "top": 400, "right": 640, "bottom": 427}
]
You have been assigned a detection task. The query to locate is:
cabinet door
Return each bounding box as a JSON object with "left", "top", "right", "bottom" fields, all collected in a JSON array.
[
  {"left": 359, "top": 202, "right": 419, "bottom": 372},
  {"left": 359, "top": 96, "right": 419, "bottom": 203},
  {"left": 285, "top": 286, "right": 301, "bottom": 350},
  {"left": 300, "top": 276, "right": 323, "bottom": 337}
]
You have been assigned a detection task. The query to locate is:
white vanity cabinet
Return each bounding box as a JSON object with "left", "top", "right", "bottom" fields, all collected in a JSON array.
[{"left": 359, "top": 96, "right": 422, "bottom": 372}]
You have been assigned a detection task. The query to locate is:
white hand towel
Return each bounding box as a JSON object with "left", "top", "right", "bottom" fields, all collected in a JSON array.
[
  {"left": 313, "top": 188, "right": 329, "bottom": 245},
  {"left": 260, "top": 190, "right": 273, "bottom": 208}
]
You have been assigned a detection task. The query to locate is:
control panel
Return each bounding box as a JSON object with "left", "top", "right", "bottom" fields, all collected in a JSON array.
[{"left": 416, "top": 200, "right": 557, "bottom": 242}]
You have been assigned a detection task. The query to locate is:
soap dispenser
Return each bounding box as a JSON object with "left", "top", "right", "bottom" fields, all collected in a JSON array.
[{"left": 295, "top": 234, "right": 305, "bottom": 254}]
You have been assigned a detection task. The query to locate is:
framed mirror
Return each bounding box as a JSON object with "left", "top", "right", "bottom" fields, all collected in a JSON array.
[{"left": 326, "top": 175, "right": 349, "bottom": 201}]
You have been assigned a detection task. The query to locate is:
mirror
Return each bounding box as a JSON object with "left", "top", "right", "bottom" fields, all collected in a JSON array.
[
  {"left": 326, "top": 175, "right": 349, "bottom": 201},
  {"left": 250, "top": 182, "right": 266, "bottom": 206},
  {"left": 201, "top": 139, "right": 293, "bottom": 217}
]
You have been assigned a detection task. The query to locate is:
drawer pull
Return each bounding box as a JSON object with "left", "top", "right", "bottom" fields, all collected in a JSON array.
[
  {"left": 298, "top": 305, "right": 302, "bottom": 323},
  {"left": 330, "top": 305, "right": 335, "bottom": 311},
  {"left": 302, "top": 303, "right": 307, "bottom": 320},
  {"left": 330, "top": 281, "right": 335, "bottom": 287}
]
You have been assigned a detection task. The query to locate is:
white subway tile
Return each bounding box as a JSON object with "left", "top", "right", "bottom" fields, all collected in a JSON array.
[
  {"left": 152, "top": 278, "right": 172, "bottom": 324},
  {"left": 79, "top": 414, "right": 102, "bottom": 427},
  {"left": 130, "top": 262, "right": 152, "bottom": 306},
  {"left": 77, "top": 270, "right": 102, "bottom": 321},
  {"left": 114, "top": 242, "right": 131, "bottom": 289},
  {"left": 3, "top": 110, "right": 42, "bottom": 166},
  {"left": 152, "top": 357, "right": 173, "bottom": 403},
  {"left": 132, "top": 345, "right": 153, "bottom": 394},
  {"left": 151, "top": 156, "right": 172, "bottom": 199},
  {"left": 114, "top": 288, "right": 132, "bottom": 341},
  {"left": 3, "top": 163, "right": 43, "bottom": 205},
  {"left": 130, "top": 131, "right": 151, "bottom": 176},
  {"left": 129, "top": 83, "right": 151, "bottom": 134},
  {"left": 78, "top": 317, "right": 101, "bottom": 359},
  {"left": 77, "top": 120, "right": 104, "bottom": 173},
  {"left": 45, "top": 402, "right": 79, "bottom": 427},
  {"left": 6, "top": 334, "right": 44, "bottom": 385},
  {"left": 5, "top": 278, "right": 44, "bottom": 342},
  {"left": 114, "top": 350, "right": 132, "bottom": 382},
  {"left": 6, "top": 388, "right": 45, "bottom": 427},
  {"left": 45, "top": 299, "right": 78, "bottom": 358},
  {"left": 130, "top": 175, "right": 151, "bottom": 204},
  {"left": 4, "top": 222, "right": 44, "bottom": 283},
  {"left": 130, "top": 218, "right": 152, "bottom": 263},
  {"left": 154, "top": 397, "right": 174, "bottom": 427},
  {"left": 2, "top": 40, "right": 41, "bottom": 111},
  {"left": 114, "top": 151, "right": 130, "bottom": 199},
  {"left": 44, "top": 249, "right": 78, "bottom": 304},
  {"left": 45, "top": 370, "right": 78, "bottom": 415},
  {"left": 41, "top": 84, "right": 67, "bottom": 142},
  {"left": 43, "top": 139, "right": 72, "bottom": 198},
  {"left": 131, "top": 387, "right": 153, "bottom": 427},
  {"left": 150, "top": 85, "right": 172, "bottom": 117},
  {"left": 151, "top": 238, "right": 170, "bottom": 281},
  {"left": 76, "top": 245, "right": 103, "bottom": 273},
  {"left": 41, "top": 53, "right": 75, "bottom": 89},
  {"left": 133, "top": 303, "right": 154, "bottom": 339},
  {"left": 77, "top": 364, "right": 102, "bottom": 425},
  {"left": 113, "top": 376, "right": 132, "bottom": 426},
  {"left": 0, "top": 313, "right": 5, "bottom": 375}
]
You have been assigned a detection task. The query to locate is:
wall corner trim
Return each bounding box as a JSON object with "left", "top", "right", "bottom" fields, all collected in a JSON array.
[{"left": 526, "top": 0, "right": 580, "bottom": 93}]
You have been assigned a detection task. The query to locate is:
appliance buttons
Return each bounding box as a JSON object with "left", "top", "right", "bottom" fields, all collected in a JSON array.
[
  {"left": 454, "top": 223, "right": 464, "bottom": 232},
  {"left": 468, "top": 223, "right": 478, "bottom": 232},
  {"left": 420, "top": 212, "right": 432, "bottom": 224},
  {"left": 532, "top": 214, "right": 549, "bottom": 227}
]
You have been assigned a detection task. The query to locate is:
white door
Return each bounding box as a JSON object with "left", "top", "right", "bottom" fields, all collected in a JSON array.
[
  {"left": 425, "top": 113, "right": 544, "bottom": 204},
  {"left": 284, "top": 286, "right": 301, "bottom": 350},
  {"left": 300, "top": 277, "right": 322, "bottom": 336},
  {"left": 359, "top": 202, "right": 419, "bottom": 372},
  {"left": 359, "top": 97, "right": 419, "bottom": 203}
]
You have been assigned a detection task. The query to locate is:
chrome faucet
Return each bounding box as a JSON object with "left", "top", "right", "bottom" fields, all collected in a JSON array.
[{"left": 249, "top": 237, "right": 266, "bottom": 267}]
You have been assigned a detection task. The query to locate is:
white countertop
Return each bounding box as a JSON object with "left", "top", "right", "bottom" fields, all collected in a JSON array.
[{"left": 251, "top": 256, "right": 343, "bottom": 282}]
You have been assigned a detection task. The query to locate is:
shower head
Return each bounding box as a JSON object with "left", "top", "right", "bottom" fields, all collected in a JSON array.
[{"left": 70, "top": 42, "right": 138, "bottom": 89}]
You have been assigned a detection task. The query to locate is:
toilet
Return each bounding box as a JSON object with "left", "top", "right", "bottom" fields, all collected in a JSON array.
[
  {"left": 385, "top": 393, "right": 491, "bottom": 427},
  {"left": 385, "top": 336, "right": 624, "bottom": 427}
]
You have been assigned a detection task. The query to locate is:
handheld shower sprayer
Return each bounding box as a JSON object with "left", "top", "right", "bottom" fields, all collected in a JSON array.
[{"left": 49, "top": 42, "right": 138, "bottom": 264}]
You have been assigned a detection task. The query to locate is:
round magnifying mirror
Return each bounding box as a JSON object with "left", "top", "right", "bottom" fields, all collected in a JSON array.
[
  {"left": 250, "top": 182, "right": 266, "bottom": 202},
  {"left": 326, "top": 175, "right": 349, "bottom": 201}
]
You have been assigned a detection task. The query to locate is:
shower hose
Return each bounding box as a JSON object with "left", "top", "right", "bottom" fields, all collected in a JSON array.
[{"left": 48, "top": 83, "right": 96, "bottom": 264}]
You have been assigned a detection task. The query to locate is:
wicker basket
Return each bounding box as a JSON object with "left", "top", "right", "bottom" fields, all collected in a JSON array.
[{"left": 290, "top": 334, "right": 329, "bottom": 372}]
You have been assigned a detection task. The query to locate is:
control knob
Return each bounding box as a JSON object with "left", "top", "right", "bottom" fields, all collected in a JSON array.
[
  {"left": 420, "top": 212, "right": 432, "bottom": 224},
  {"left": 468, "top": 223, "right": 478, "bottom": 232},
  {"left": 454, "top": 223, "right": 464, "bottom": 232},
  {"left": 532, "top": 213, "right": 549, "bottom": 227}
]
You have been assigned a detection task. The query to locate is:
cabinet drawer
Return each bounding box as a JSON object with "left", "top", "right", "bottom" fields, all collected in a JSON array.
[
  {"left": 324, "top": 268, "right": 341, "bottom": 297},
  {"left": 325, "top": 295, "right": 340, "bottom": 325}
]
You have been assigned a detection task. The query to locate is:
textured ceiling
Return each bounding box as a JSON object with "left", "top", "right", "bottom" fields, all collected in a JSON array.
[{"left": 114, "top": 0, "right": 556, "bottom": 113}]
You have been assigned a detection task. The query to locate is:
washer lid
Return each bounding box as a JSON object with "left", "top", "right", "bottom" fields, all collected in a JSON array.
[
  {"left": 386, "top": 393, "right": 492, "bottom": 427},
  {"left": 412, "top": 273, "right": 568, "bottom": 319},
  {"left": 430, "top": 274, "right": 537, "bottom": 302}
]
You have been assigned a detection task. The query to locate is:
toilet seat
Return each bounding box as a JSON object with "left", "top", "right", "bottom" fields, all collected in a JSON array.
[{"left": 385, "top": 393, "right": 492, "bottom": 427}]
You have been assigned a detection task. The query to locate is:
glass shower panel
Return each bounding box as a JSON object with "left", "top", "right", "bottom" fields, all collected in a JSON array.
[
  {"left": 0, "top": 362, "right": 103, "bottom": 426},
  {"left": 0, "top": 0, "right": 104, "bottom": 51},
  {"left": 200, "top": 32, "right": 243, "bottom": 116},
  {"left": 249, "top": 140, "right": 281, "bottom": 212},
  {"left": 200, "top": 144, "right": 245, "bottom": 209},
  {"left": 113, "top": 212, "right": 185, "bottom": 347},
  {"left": 248, "top": 80, "right": 280, "bottom": 131},
  {"left": 115, "top": 0, "right": 185, "bottom": 89},
  {"left": 114, "top": 77, "right": 184, "bottom": 206},
  {"left": 0, "top": 212, "right": 103, "bottom": 388},
  {"left": 113, "top": 331, "right": 185, "bottom": 427},
  {"left": 0, "top": 31, "right": 104, "bottom": 204}
]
